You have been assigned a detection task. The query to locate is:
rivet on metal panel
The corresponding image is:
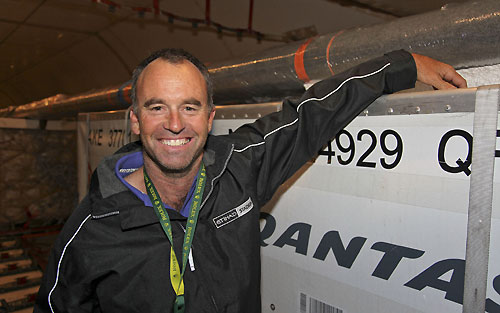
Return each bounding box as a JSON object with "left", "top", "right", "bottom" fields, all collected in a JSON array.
[
  {"left": 270, "top": 304, "right": 276, "bottom": 311},
  {"left": 363, "top": 110, "right": 369, "bottom": 116},
  {"left": 221, "top": 114, "right": 225, "bottom": 119},
  {"left": 415, "top": 106, "right": 421, "bottom": 113},
  {"left": 445, "top": 104, "right": 451, "bottom": 112},
  {"left": 387, "top": 108, "right": 394, "bottom": 114},
  {"left": 244, "top": 113, "right": 249, "bottom": 118},
  {"left": 258, "top": 113, "right": 262, "bottom": 118},
  {"left": 232, "top": 114, "right": 236, "bottom": 118}
]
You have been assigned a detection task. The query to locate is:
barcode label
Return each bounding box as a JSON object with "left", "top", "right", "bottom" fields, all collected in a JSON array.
[
  {"left": 300, "top": 293, "right": 307, "bottom": 313},
  {"left": 300, "top": 293, "right": 343, "bottom": 313}
]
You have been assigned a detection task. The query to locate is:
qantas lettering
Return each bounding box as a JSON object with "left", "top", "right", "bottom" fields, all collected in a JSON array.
[{"left": 260, "top": 212, "right": 500, "bottom": 312}]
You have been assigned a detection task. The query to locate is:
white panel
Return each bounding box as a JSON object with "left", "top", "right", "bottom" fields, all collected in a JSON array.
[
  {"left": 254, "top": 112, "right": 500, "bottom": 313},
  {"left": 210, "top": 98, "right": 500, "bottom": 313}
]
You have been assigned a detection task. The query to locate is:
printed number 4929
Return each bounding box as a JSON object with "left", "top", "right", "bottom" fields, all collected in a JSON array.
[{"left": 320, "top": 129, "right": 403, "bottom": 169}]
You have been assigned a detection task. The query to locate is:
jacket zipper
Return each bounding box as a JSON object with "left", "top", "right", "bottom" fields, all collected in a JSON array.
[
  {"left": 196, "top": 144, "right": 234, "bottom": 312},
  {"left": 199, "top": 144, "right": 234, "bottom": 211},
  {"left": 210, "top": 295, "right": 220, "bottom": 312}
]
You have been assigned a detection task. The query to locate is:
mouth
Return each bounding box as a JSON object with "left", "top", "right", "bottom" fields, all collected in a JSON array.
[{"left": 159, "top": 138, "right": 191, "bottom": 146}]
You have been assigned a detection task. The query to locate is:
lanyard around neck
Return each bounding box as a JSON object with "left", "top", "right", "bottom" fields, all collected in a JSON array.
[{"left": 143, "top": 163, "right": 207, "bottom": 313}]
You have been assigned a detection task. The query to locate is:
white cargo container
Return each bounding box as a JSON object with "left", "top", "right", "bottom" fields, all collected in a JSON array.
[{"left": 77, "top": 86, "right": 500, "bottom": 313}]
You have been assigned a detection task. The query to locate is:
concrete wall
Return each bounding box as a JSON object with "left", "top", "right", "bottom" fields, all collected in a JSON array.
[{"left": 0, "top": 124, "right": 77, "bottom": 229}]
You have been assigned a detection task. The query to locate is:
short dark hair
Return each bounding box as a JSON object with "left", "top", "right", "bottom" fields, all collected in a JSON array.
[{"left": 131, "top": 48, "right": 213, "bottom": 113}]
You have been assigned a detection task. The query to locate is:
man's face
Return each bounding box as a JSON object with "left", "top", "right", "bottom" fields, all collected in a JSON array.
[{"left": 130, "top": 59, "right": 215, "bottom": 175}]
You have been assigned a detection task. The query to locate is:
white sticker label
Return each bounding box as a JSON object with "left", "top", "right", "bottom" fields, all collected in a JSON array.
[{"left": 213, "top": 197, "right": 254, "bottom": 228}]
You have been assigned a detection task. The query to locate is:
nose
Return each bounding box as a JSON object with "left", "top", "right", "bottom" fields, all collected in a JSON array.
[{"left": 163, "top": 110, "right": 185, "bottom": 134}]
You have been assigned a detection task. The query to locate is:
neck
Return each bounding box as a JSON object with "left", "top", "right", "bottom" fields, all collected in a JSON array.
[{"left": 125, "top": 155, "right": 202, "bottom": 212}]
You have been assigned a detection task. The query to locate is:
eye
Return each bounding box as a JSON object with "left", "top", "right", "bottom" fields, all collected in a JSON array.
[{"left": 184, "top": 105, "right": 198, "bottom": 113}]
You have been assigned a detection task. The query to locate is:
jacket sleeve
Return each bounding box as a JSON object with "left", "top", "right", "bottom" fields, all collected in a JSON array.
[
  {"left": 34, "top": 197, "right": 100, "bottom": 313},
  {"left": 229, "top": 50, "right": 417, "bottom": 205}
]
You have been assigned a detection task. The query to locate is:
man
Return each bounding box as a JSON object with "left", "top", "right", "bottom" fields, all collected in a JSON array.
[{"left": 35, "top": 48, "right": 466, "bottom": 313}]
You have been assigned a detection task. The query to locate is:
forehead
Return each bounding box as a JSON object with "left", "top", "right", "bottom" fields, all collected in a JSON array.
[{"left": 136, "top": 59, "right": 207, "bottom": 102}]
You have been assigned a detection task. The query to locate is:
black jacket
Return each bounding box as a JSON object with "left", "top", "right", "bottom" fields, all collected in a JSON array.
[{"left": 35, "top": 50, "right": 416, "bottom": 313}]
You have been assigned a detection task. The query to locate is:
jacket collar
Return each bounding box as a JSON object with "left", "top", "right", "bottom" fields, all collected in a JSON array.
[
  {"left": 201, "top": 134, "right": 234, "bottom": 184},
  {"left": 89, "top": 135, "right": 234, "bottom": 230}
]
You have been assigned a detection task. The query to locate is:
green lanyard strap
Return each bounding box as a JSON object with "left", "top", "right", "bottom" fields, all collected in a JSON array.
[{"left": 144, "top": 164, "right": 206, "bottom": 313}]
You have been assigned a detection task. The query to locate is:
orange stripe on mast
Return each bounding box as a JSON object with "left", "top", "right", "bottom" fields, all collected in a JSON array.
[{"left": 294, "top": 38, "right": 314, "bottom": 83}]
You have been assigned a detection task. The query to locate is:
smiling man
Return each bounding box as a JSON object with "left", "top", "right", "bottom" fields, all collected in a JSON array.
[
  {"left": 35, "top": 48, "right": 466, "bottom": 313},
  {"left": 125, "top": 54, "right": 216, "bottom": 213}
]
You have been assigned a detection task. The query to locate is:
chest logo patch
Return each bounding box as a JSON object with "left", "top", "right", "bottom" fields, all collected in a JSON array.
[{"left": 213, "top": 197, "right": 253, "bottom": 228}]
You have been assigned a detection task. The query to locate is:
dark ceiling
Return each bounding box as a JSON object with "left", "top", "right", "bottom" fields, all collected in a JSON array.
[{"left": 0, "top": 0, "right": 470, "bottom": 109}]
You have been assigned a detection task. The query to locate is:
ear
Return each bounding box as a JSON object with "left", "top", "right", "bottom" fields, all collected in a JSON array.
[
  {"left": 207, "top": 108, "right": 216, "bottom": 133},
  {"left": 130, "top": 108, "right": 141, "bottom": 135}
]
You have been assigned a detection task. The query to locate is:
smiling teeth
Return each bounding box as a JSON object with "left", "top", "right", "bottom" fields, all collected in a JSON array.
[{"left": 161, "top": 138, "right": 190, "bottom": 146}]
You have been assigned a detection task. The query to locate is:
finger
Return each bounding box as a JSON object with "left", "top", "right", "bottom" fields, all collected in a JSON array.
[
  {"left": 450, "top": 73, "right": 467, "bottom": 88},
  {"left": 432, "top": 75, "right": 457, "bottom": 90},
  {"left": 443, "top": 71, "right": 468, "bottom": 88}
]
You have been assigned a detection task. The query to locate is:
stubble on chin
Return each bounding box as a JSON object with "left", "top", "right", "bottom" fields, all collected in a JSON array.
[{"left": 142, "top": 145, "right": 204, "bottom": 177}]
